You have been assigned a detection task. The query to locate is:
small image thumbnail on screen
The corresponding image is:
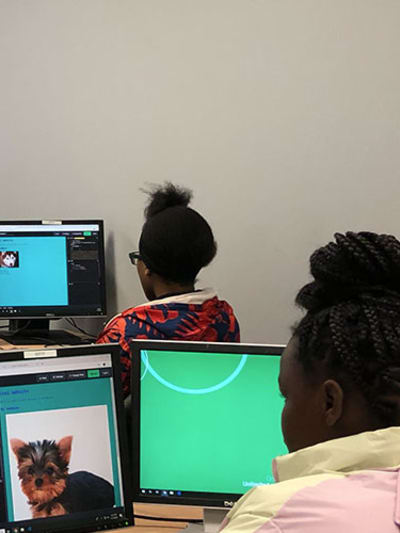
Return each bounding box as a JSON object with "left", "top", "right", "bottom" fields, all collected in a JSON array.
[{"left": 0, "top": 251, "right": 19, "bottom": 268}]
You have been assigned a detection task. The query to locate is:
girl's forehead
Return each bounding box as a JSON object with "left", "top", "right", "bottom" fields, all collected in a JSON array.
[
  {"left": 281, "top": 337, "right": 299, "bottom": 364},
  {"left": 280, "top": 339, "right": 299, "bottom": 379},
  {"left": 280, "top": 337, "right": 318, "bottom": 390}
]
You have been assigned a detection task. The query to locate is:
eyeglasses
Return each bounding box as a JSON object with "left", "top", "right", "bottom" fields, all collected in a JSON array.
[{"left": 129, "top": 251, "right": 141, "bottom": 265}]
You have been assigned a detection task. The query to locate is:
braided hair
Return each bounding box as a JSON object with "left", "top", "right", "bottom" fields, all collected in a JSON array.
[
  {"left": 139, "top": 182, "right": 217, "bottom": 283},
  {"left": 294, "top": 231, "right": 400, "bottom": 426}
]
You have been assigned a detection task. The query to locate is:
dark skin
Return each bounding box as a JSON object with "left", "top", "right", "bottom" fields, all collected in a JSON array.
[
  {"left": 136, "top": 259, "right": 195, "bottom": 301},
  {"left": 279, "top": 336, "right": 382, "bottom": 453}
]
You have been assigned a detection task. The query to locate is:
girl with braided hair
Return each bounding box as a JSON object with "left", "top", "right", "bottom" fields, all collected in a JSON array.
[{"left": 222, "top": 231, "right": 400, "bottom": 533}]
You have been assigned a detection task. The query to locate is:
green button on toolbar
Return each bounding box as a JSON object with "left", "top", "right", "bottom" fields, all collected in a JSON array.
[{"left": 87, "top": 369, "right": 100, "bottom": 378}]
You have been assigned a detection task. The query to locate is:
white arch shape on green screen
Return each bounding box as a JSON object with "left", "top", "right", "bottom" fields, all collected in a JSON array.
[{"left": 140, "top": 350, "right": 248, "bottom": 394}]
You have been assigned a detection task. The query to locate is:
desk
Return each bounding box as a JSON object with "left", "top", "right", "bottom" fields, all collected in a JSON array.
[
  {"left": 108, "top": 503, "right": 203, "bottom": 532},
  {"left": 0, "top": 337, "right": 46, "bottom": 350},
  {"left": 0, "top": 334, "right": 92, "bottom": 351}
]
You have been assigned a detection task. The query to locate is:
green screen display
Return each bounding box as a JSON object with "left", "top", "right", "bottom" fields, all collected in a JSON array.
[{"left": 140, "top": 349, "right": 287, "bottom": 495}]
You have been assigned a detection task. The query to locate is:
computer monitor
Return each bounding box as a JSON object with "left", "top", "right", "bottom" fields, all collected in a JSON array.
[
  {"left": 131, "top": 340, "right": 287, "bottom": 532},
  {"left": 0, "top": 220, "right": 106, "bottom": 344},
  {"left": 0, "top": 343, "right": 133, "bottom": 532}
]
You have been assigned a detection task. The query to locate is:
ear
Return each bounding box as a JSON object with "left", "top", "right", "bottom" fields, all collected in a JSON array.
[
  {"left": 322, "top": 380, "right": 344, "bottom": 426},
  {"left": 57, "top": 436, "right": 73, "bottom": 464},
  {"left": 10, "top": 439, "right": 27, "bottom": 459}
]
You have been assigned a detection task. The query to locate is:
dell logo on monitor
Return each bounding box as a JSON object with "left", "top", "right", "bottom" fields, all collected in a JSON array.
[{"left": 224, "top": 501, "right": 234, "bottom": 508}]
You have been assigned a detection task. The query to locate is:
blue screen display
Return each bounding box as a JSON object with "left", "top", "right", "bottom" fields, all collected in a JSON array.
[{"left": 0, "top": 236, "right": 68, "bottom": 307}]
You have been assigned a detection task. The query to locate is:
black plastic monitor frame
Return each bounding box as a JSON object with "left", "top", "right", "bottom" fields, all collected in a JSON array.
[
  {"left": 130, "top": 339, "right": 285, "bottom": 509},
  {"left": 0, "top": 343, "right": 133, "bottom": 532},
  {"left": 0, "top": 219, "right": 107, "bottom": 320}
]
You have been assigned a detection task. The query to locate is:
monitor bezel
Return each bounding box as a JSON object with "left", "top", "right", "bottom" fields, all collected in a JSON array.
[
  {"left": 0, "top": 343, "right": 134, "bottom": 531},
  {"left": 131, "top": 339, "right": 285, "bottom": 508},
  {"left": 0, "top": 219, "right": 107, "bottom": 319}
]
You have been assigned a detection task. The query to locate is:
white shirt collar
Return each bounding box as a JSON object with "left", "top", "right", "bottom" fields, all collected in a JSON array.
[
  {"left": 136, "top": 287, "right": 217, "bottom": 308},
  {"left": 274, "top": 426, "right": 400, "bottom": 482}
]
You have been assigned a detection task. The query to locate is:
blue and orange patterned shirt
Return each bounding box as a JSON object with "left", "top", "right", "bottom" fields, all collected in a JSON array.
[{"left": 96, "top": 288, "right": 240, "bottom": 397}]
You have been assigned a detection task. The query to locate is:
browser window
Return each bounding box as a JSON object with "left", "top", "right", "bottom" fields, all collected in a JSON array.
[{"left": 0, "top": 351, "right": 130, "bottom": 532}]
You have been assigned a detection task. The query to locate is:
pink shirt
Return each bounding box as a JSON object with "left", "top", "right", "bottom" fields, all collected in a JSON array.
[{"left": 221, "top": 427, "right": 400, "bottom": 532}]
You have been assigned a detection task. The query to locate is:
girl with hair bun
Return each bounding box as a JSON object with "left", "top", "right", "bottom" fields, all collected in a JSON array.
[
  {"left": 222, "top": 231, "right": 400, "bottom": 533},
  {"left": 97, "top": 183, "right": 240, "bottom": 397}
]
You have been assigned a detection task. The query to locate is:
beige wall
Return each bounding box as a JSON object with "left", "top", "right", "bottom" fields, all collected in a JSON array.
[{"left": 1, "top": 0, "right": 400, "bottom": 342}]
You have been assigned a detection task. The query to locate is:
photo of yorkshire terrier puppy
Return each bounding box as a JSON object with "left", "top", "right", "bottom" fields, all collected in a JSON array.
[{"left": 10, "top": 436, "right": 115, "bottom": 518}]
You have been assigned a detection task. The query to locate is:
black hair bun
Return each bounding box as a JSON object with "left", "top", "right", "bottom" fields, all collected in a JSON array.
[
  {"left": 139, "top": 182, "right": 216, "bottom": 283},
  {"left": 296, "top": 231, "right": 400, "bottom": 313},
  {"left": 144, "top": 182, "right": 193, "bottom": 218}
]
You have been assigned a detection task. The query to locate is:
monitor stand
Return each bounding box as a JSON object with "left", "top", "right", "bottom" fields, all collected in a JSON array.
[
  {"left": 1, "top": 319, "right": 91, "bottom": 346},
  {"left": 180, "top": 508, "right": 229, "bottom": 533}
]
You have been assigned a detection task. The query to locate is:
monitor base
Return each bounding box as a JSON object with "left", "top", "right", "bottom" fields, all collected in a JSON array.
[
  {"left": 1, "top": 328, "right": 92, "bottom": 346},
  {"left": 182, "top": 525, "right": 203, "bottom": 533},
  {"left": 1, "top": 318, "right": 94, "bottom": 346},
  {"left": 180, "top": 508, "right": 228, "bottom": 533}
]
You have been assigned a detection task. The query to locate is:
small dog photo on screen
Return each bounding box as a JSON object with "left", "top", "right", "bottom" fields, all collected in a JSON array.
[
  {"left": 7, "top": 405, "right": 115, "bottom": 521},
  {"left": 0, "top": 251, "right": 19, "bottom": 268}
]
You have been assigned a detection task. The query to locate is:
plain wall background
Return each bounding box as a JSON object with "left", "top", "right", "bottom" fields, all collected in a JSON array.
[{"left": 1, "top": 0, "right": 399, "bottom": 343}]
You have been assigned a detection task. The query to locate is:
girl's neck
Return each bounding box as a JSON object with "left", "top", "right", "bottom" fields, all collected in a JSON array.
[{"left": 153, "top": 282, "right": 195, "bottom": 300}]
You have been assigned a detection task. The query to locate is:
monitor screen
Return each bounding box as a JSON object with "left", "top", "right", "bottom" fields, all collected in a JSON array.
[
  {"left": 0, "top": 344, "right": 133, "bottom": 532},
  {"left": 131, "top": 341, "right": 287, "bottom": 508},
  {"left": 0, "top": 220, "right": 106, "bottom": 318}
]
